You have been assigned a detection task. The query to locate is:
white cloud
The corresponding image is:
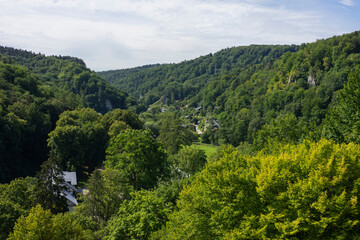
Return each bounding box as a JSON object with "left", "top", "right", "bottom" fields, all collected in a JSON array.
[
  {"left": 0, "top": 0, "right": 351, "bottom": 70},
  {"left": 339, "top": 0, "right": 355, "bottom": 6}
]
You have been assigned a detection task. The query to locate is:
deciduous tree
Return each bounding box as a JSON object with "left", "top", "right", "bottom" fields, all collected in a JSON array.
[
  {"left": 105, "top": 129, "right": 168, "bottom": 190},
  {"left": 8, "top": 205, "right": 92, "bottom": 240}
]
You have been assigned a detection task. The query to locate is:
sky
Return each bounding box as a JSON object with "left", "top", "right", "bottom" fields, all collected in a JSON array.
[{"left": 0, "top": 0, "right": 359, "bottom": 71}]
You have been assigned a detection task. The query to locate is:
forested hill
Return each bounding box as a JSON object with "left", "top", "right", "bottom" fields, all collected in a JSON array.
[
  {"left": 0, "top": 46, "right": 144, "bottom": 183},
  {"left": 100, "top": 31, "right": 360, "bottom": 146},
  {"left": 98, "top": 44, "right": 299, "bottom": 105},
  {"left": 0, "top": 46, "right": 143, "bottom": 114}
]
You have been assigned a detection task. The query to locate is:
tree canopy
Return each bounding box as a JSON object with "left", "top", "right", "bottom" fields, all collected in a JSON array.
[
  {"left": 105, "top": 129, "right": 169, "bottom": 190},
  {"left": 101, "top": 31, "right": 360, "bottom": 146},
  {"left": 160, "top": 140, "right": 360, "bottom": 239},
  {"left": 157, "top": 113, "right": 196, "bottom": 154},
  {"left": 8, "top": 205, "right": 92, "bottom": 240},
  {"left": 47, "top": 108, "right": 107, "bottom": 172},
  {"left": 323, "top": 67, "right": 360, "bottom": 143},
  {"left": 2, "top": 31, "right": 360, "bottom": 240}
]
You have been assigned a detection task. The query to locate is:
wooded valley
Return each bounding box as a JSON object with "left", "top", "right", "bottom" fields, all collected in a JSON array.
[{"left": 1, "top": 30, "right": 360, "bottom": 239}]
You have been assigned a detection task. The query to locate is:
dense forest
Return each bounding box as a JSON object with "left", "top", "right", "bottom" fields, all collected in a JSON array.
[
  {"left": 0, "top": 46, "right": 144, "bottom": 114},
  {"left": 1, "top": 30, "right": 360, "bottom": 239},
  {"left": 100, "top": 31, "right": 360, "bottom": 146},
  {"left": 0, "top": 47, "right": 144, "bottom": 183}
]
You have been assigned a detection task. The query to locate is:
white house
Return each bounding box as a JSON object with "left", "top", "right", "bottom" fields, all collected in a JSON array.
[{"left": 61, "top": 171, "right": 79, "bottom": 210}]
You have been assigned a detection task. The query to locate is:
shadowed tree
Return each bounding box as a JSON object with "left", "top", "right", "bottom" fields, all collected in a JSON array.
[
  {"left": 34, "top": 155, "right": 68, "bottom": 214},
  {"left": 158, "top": 113, "right": 196, "bottom": 155}
]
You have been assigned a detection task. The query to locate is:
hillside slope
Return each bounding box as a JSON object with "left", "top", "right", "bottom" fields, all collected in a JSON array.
[
  {"left": 0, "top": 56, "right": 84, "bottom": 182},
  {"left": 98, "top": 45, "right": 299, "bottom": 105},
  {"left": 0, "top": 46, "right": 142, "bottom": 113},
  {"left": 100, "top": 31, "right": 360, "bottom": 146},
  {"left": 0, "top": 47, "right": 144, "bottom": 182}
]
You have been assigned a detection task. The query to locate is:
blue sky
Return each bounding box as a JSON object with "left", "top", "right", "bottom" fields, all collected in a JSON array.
[{"left": 0, "top": 0, "right": 359, "bottom": 71}]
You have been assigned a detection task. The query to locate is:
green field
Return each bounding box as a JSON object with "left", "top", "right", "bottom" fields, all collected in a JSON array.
[{"left": 191, "top": 142, "right": 219, "bottom": 158}]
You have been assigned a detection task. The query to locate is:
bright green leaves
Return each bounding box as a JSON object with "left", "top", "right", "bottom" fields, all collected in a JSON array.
[
  {"left": 164, "top": 146, "right": 259, "bottom": 239},
  {"left": 8, "top": 205, "right": 92, "bottom": 240},
  {"left": 106, "top": 190, "right": 171, "bottom": 240},
  {"left": 48, "top": 108, "right": 107, "bottom": 171},
  {"left": 105, "top": 129, "right": 168, "bottom": 190},
  {"left": 162, "top": 140, "right": 360, "bottom": 239}
]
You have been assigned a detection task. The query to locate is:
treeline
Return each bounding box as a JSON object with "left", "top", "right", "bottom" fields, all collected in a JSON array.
[
  {"left": 0, "top": 46, "right": 144, "bottom": 114},
  {"left": 98, "top": 44, "right": 299, "bottom": 106},
  {"left": 100, "top": 31, "right": 360, "bottom": 147}
]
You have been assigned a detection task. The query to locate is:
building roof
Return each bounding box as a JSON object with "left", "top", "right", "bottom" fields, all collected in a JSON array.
[{"left": 63, "top": 171, "right": 77, "bottom": 185}]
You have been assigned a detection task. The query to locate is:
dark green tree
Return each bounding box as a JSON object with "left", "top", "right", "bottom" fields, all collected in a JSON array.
[
  {"left": 158, "top": 113, "right": 196, "bottom": 155},
  {"left": 34, "top": 155, "right": 68, "bottom": 214},
  {"left": 76, "top": 169, "right": 132, "bottom": 224}
]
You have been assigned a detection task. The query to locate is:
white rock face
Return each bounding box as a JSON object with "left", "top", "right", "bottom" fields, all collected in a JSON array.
[
  {"left": 287, "top": 74, "right": 292, "bottom": 85},
  {"left": 106, "top": 99, "right": 113, "bottom": 110},
  {"left": 308, "top": 74, "right": 316, "bottom": 86}
]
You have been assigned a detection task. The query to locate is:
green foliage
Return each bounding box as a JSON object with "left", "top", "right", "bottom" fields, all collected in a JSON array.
[
  {"left": 172, "top": 147, "right": 207, "bottom": 177},
  {"left": 8, "top": 205, "right": 93, "bottom": 240},
  {"left": 105, "top": 129, "right": 168, "bottom": 190},
  {"left": 33, "top": 156, "right": 68, "bottom": 214},
  {"left": 101, "top": 31, "right": 360, "bottom": 147},
  {"left": 105, "top": 190, "right": 171, "bottom": 240},
  {"left": 48, "top": 107, "right": 144, "bottom": 173},
  {"left": 0, "top": 61, "right": 64, "bottom": 182},
  {"left": 162, "top": 140, "right": 360, "bottom": 239},
  {"left": 48, "top": 108, "right": 107, "bottom": 171},
  {"left": 101, "top": 108, "right": 143, "bottom": 131},
  {"left": 0, "top": 177, "right": 36, "bottom": 239},
  {"left": 0, "top": 46, "right": 140, "bottom": 114},
  {"left": 76, "top": 169, "right": 132, "bottom": 224},
  {"left": 323, "top": 68, "right": 360, "bottom": 143},
  {"left": 253, "top": 113, "right": 309, "bottom": 151},
  {"left": 0, "top": 45, "right": 143, "bottom": 181},
  {"left": 99, "top": 45, "right": 298, "bottom": 106},
  {"left": 2, "top": 31, "right": 360, "bottom": 240},
  {"left": 157, "top": 113, "right": 197, "bottom": 154}
]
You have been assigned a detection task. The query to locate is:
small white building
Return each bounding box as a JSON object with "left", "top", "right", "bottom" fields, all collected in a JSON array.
[{"left": 61, "top": 171, "right": 79, "bottom": 210}]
